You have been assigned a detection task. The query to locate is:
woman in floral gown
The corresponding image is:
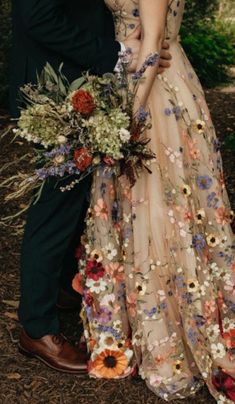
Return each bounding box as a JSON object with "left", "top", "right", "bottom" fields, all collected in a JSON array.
[{"left": 73, "top": 0, "right": 235, "bottom": 401}]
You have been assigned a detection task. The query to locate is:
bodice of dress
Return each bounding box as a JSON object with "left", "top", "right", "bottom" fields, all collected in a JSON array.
[{"left": 104, "top": 0, "right": 185, "bottom": 42}]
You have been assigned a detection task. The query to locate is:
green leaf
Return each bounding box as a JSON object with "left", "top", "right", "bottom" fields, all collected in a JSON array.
[{"left": 68, "top": 77, "right": 86, "bottom": 93}]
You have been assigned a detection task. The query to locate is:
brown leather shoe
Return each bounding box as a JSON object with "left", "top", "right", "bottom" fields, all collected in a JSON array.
[
  {"left": 19, "top": 329, "right": 88, "bottom": 374},
  {"left": 57, "top": 289, "right": 82, "bottom": 311}
]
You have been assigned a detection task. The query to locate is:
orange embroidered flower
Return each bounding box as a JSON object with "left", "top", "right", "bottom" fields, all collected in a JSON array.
[
  {"left": 223, "top": 329, "right": 235, "bottom": 349},
  {"left": 72, "top": 273, "right": 84, "bottom": 295},
  {"left": 94, "top": 198, "right": 108, "bottom": 220},
  {"left": 126, "top": 292, "right": 137, "bottom": 317},
  {"left": 71, "top": 89, "right": 96, "bottom": 115},
  {"left": 91, "top": 349, "right": 128, "bottom": 378},
  {"left": 215, "top": 206, "right": 234, "bottom": 226},
  {"left": 105, "top": 263, "right": 124, "bottom": 283},
  {"left": 74, "top": 148, "right": 93, "bottom": 171}
]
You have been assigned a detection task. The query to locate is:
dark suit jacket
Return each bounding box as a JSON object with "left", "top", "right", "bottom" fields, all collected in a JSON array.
[{"left": 10, "top": 0, "right": 120, "bottom": 117}]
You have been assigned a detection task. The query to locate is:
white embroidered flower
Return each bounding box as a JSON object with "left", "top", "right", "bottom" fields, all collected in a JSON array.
[
  {"left": 224, "top": 279, "right": 235, "bottom": 295},
  {"left": 222, "top": 318, "right": 235, "bottom": 332},
  {"left": 157, "top": 290, "right": 166, "bottom": 302},
  {"left": 99, "top": 333, "right": 118, "bottom": 350},
  {"left": 100, "top": 293, "right": 116, "bottom": 306},
  {"left": 132, "top": 331, "right": 143, "bottom": 346},
  {"left": 113, "top": 320, "right": 122, "bottom": 331},
  {"left": 211, "top": 343, "right": 226, "bottom": 359},
  {"left": 86, "top": 279, "right": 107, "bottom": 294},
  {"left": 207, "top": 324, "right": 220, "bottom": 341},
  {"left": 103, "top": 243, "right": 118, "bottom": 261},
  {"left": 149, "top": 374, "right": 163, "bottom": 386},
  {"left": 125, "top": 348, "right": 134, "bottom": 362},
  {"left": 168, "top": 209, "right": 175, "bottom": 224}
]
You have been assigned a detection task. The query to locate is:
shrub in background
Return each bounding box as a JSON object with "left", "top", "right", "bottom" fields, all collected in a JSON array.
[{"left": 181, "top": 0, "right": 234, "bottom": 88}]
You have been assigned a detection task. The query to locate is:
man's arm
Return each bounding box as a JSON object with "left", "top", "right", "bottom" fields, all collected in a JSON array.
[{"left": 18, "top": 0, "right": 120, "bottom": 74}]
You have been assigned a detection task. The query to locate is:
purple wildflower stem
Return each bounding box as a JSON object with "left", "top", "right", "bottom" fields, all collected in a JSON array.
[{"left": 132, "top": 52, "right": 160, "bottom": 80}]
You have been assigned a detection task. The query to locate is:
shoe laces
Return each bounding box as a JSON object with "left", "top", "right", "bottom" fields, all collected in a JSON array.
[{"left": 52, "top": 334, "right": 66, "bottom": 345}]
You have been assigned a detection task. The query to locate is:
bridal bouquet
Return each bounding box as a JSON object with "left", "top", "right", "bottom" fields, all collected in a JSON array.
[{"left": 2, "top": 50, "right": 158, "bottom": 211}]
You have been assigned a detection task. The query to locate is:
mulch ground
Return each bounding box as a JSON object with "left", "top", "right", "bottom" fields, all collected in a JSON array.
[{"left": 0, "top": 87, "right": 234, "bottom": 404}]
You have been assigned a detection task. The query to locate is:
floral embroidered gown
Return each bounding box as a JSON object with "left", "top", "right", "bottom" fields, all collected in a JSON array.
[{"left": 74, "top": 0, "right": 235, "bottom": 401}]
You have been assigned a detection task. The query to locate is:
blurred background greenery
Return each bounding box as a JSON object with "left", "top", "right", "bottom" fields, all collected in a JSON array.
[{"left": 0, "top": 0, "right": 234, "bottom": 109}]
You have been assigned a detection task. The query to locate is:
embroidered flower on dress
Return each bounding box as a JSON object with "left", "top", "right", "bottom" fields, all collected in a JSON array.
[
  {"left": 90, "top": 349, "right": 128, "bottom": 379},
  {"left": 94, "top": 198, "right": 109, "bottom": 220},
  {"left": 196, "top": 175, "right": 213, "bottom": 190},
  {"left": 86, "top": 260, "right": 105, "bottom": 281},
  {"left": 182, "top": 184, "right": 192, "bottom": 197},
  {"left": 103, "top": 243, "right": 118, "bottom": 261},
  {"left": 206, "top": 234, "right": 220, "bottom": 248},
  {"left": 191, "top": 119, "right": 206, "bottom": 134},
  {"left": 192, "top": 234, "right": 206, "bottom": 252},
  {"left": 86, "top": 279, "right": 107, "bottom": 294},
  {"left": 195, "top": 208, "right": 206, "bottom": 224},
  {"left": 211, "top": 343, "right": 226, "bottom": 359}
]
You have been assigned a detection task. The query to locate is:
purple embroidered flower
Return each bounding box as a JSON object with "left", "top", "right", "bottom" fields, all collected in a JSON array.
[
  {"left": 187, "top": 328, "right": 198, "bottom": 345},
  {"left": 196, "top": 175, "right": 213, "bottom": 190},
  {"left": 207, "top": 192, "right": 219, "bottom": 208},
  {"left": 192, "top": 234, "right": 206, "bottom": 252},
  {"left": 173, "top": 106, "right": 181, "bottom": 120},
  {"left": 144, "top": 307, "right": 157, "bottom": 317},
  {"left": 164, "top": 108, "right": 172, "bottom": 116},
  {"left": 182, "top": 292, "right": 193, "bottom": 304},
  {"left": 95, "top": 306, "right": 112, "bottom": 324},
  {"left": 129, "top": 24, "right": 135, "bottom": 29},
  {"left": 193, "top": 315, "right": 206, "bottom": 328},
  {"left": 132, "top": 8, "right": 139, "bottom": 17}
]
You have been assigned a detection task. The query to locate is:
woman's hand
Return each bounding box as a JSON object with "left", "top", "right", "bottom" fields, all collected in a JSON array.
[{"left": 133, "top": 0, "right": 169, "bottom": 112}]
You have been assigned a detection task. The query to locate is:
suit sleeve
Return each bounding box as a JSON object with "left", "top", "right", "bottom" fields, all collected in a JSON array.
[{"left": 18, "top": 0, "right": 120, "bottom": 74}]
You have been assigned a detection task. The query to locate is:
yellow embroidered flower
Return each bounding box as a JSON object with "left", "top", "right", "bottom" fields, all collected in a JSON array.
[
  {"left": 90, "top": 249, "right": 103, "bottom": 263},
  {"left": 206, "top": 234, "right": 220, "bottom": 248},
  {"left": 182, "top": 184, "right": 192, "bottom": 197},
  {"left": 135, "top": 281, "right": 147, "bottom": 296},
  {"left": 192, "top": 119, "right": 206, "bottom": 134},
  {"left": 195, "top": 208, "right": 206, "bottom": 224},
  {"left": 187, "top": 279, "right": 199, "bottom": 293},
  {"left": 173, "top": 360, "right": 183, "bottom": 374}
]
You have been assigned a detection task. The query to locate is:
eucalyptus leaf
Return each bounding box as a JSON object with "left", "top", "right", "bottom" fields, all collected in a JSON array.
[{"left": 68, "top": 77, "right": 86, "bottom": 93}]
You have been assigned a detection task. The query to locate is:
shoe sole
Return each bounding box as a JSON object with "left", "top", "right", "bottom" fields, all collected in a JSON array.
[{"left": 18, "top": 344, "right": 88, "bottom": 375}]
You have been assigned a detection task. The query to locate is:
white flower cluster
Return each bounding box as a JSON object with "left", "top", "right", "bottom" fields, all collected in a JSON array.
[
  {"left": 15, "top": 103, "right": 69, "bottom": 148},
  {"left": 82, "top": 108, "right": 130, "bottom": 159}
]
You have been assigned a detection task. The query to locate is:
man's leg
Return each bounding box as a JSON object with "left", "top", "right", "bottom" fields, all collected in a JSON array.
[{"left": 19, "top": 177, "right": 91, "bottom": 339}]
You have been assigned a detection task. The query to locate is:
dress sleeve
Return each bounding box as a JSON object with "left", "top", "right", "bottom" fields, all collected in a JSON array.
[{"left": 18, "top": 0, "right": 120, "bottom": 74}]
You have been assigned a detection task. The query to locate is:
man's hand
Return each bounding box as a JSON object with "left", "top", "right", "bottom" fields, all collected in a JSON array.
[
  {"left": 123, "top": 26, "right": 141, "bottom": 73},
  {"left": 157, "top": 41, "right": 171, "bottom": 74}
]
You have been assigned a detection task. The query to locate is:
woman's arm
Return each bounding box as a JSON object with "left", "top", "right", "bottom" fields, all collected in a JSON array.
[{"left": 134, "top": 0, "right": 169, "bottom": 113}]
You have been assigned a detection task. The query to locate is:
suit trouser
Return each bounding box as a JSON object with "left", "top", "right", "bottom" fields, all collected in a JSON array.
[{"left": 19, "top": 176, "right": 91, "bottom": 338}]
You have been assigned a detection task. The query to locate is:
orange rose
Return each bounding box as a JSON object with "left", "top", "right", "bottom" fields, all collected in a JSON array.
[
  {"left": 71, "top": 89, "right": 96, "bottom": 115},
  {"left": 74, "top": 148, "right": 93, "bottom": 171}
]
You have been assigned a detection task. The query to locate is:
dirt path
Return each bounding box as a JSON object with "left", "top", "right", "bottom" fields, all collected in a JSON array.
[{"left": 0, "top": 86, "right": 234, "bottom": 404}]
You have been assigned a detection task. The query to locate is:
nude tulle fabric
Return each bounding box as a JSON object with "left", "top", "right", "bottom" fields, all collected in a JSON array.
[{"left": 79, "top": 0, "right": 235, "bottom": 401}]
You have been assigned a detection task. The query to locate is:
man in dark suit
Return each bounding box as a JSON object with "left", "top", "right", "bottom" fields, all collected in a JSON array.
[{"left": 10, "top": 0, "right": 171, "bottom": 374}]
